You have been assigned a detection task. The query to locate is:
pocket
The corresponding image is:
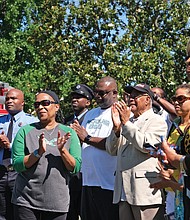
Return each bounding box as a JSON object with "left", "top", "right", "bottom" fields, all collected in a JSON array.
[{"left": 135, "top": 170, "right": 158, "bottom": 178}]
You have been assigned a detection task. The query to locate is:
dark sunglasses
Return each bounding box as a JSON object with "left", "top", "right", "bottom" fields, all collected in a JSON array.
[
  {"left": 171, "top": 95, "right": 190, "bottom": 104},
  {"left": 94, "top": 90, "right": 114, "bottom": 97},
  {"left": 34, "top": 100, "right": 58, "bottom": 108}
]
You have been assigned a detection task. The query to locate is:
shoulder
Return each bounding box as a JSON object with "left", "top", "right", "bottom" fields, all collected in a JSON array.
[
  {"left": 58, "top": 123, "right": 74, "bottom": 133},
  {"left": 0, "top": 114, "right": 9, "bottom": 123},
  {"left": 23, "top": 113, "right": 36, "bottom": 118},
  {"left": 142, "top": 110, "right": 167, "bottom": 127},
  {"left": 22, "top": 112, "right": 38, "bottom": 123},
  {"left": 17, "top": 123, "right": 37, "bottom": 135},
  {"left": 85, "top": 107, "right": 100, "bottom": 117}
]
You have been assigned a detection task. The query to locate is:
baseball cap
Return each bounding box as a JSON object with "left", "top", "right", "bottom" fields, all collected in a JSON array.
[
  {"left": 124, "top": 83, "right": 154, "bottom": 99},
  {"left": 71, "top": 84, "right": 94, "bottom": 100}
]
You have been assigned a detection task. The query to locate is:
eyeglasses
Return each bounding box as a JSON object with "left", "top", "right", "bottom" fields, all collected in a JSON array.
[
  {"left": 171, "top": 95, "right": 190, "bottom": 104},
  {"left": 94, "top": 90, "right": 114, "bottom": 97},
  {"left": 34, "top": 100, "right": 58, "bottom": 108},
  {"left": 129, "top": 94, "right": 149, "bottom": 100}
]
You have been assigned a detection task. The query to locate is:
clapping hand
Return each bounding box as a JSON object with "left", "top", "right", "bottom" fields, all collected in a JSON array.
[
  {"left": 0, "top": 131, "right": 11, "bottom": 149},
  {"left": 38, "top": 132, "right": 46, "bottom": 156},
  {"left": 111, "top": 100, "right": 131, "bottom": 136},
  {"left": 57, "top": 131, "right": 71, "bottom": 151},
  {"left": 70, "top": 120, "right": 88, "bottom": 142}
]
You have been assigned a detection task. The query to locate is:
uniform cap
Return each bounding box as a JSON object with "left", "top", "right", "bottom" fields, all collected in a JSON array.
[{"left": 71, "top": 84, "right": 94, "bottom": 100}]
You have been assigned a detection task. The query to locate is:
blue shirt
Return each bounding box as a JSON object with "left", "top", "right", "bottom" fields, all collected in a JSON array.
[{"left": 0, "top": 110, "right": 38, "bottom": 164}]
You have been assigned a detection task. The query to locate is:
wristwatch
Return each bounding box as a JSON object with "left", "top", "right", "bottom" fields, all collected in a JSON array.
[
  {"left": 33, "top": 149, "right": 41, "bottom": 158},
  {"left": 84, "top": 135, "right": 92, "bottom": 144}
]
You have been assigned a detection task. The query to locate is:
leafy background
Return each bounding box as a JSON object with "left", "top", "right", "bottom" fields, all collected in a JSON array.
[{"left": 0, "top": 0, "right": 189, "bottom": 117}]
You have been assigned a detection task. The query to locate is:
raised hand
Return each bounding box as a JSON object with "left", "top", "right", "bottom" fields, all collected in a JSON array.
[
  {"left": 70, "top": 120, "right": 88, "bottom": 142},
  {"left": 114, "top": 100, "right": 131, "bottom": 125},
  {"left": 111, "top": 103, "right": 121, "bottom": 136},
  {"left": 38, "top": 132, "right": 46, "bottom": 156},
  {"left": 57, "top": 131, "right": 71, "bottom": 151}
]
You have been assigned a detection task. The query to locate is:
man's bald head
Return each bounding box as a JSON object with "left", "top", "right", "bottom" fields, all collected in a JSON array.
[
  {"left": 96, "top": 76, "right": 118, "bottom": 91},
  {"left": 5, "top": 89, "right": 25, "bottom": 115}
]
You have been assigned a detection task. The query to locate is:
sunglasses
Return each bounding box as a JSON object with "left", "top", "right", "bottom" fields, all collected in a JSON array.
[
  {"left": 94, "top": 90, "right": 114, "bottom": 97},
  {"left": 129, "top": 94, "right": 149, "bottom": 100},
  {"left": 34, "top": 100, "right": 58, "bottom": 108},
  {"left": 171, "top": 95, "right": 190, "bottom": 104}
]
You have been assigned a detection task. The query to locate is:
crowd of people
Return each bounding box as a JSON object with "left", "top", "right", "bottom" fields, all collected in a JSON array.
[{"left": 0, "top": 44, "right": 189, "bottom": 220}]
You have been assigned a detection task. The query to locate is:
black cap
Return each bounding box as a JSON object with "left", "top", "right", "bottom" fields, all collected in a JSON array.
[
  {"left": 38, "top": 90, "right": 60, "bottom": 103},
  {"left": 71, "top": 84, "right": 94, "bottom": 100},
  {"left": 124, "top": 83, "right": 154, "bottom": 99}
]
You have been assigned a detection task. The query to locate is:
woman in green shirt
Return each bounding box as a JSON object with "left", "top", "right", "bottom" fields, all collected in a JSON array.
[{"left": 12, "top": 90, "right": 81, "bottom": 220}]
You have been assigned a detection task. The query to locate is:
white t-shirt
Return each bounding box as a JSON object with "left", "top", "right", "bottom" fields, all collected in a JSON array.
[{"left": 81, "top": 107, "right": 117, "bottom": 190}]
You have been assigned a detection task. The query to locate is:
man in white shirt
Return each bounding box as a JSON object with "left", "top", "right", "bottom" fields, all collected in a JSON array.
[{"left": 71, "top": 76, "right": 119, "bottom": 220}]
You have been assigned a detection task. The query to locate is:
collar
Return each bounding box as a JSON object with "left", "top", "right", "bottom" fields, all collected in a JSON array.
[
  {"left": 74, "top": 109, "right": 88, "bottom": 120},
  {"left": 8, "top": 111, "right": 25, "bottom": 122}
]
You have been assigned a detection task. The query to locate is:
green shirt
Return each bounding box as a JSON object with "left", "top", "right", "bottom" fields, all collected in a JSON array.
[{"left": 12, "top": 122, "right": 81, "bottom": 212}]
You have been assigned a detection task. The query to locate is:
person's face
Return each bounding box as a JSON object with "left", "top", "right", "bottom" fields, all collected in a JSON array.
[
  {"left": 94, "top": 81, "right": 117, "bottom": 109},
  {"left": 5, "top": 89, "right": 24, "bottom": 115},
  {"left": 123, "top": 92, "right": 130, "bottom": 105},
  {"left": 34, "top": 93, "right": 59, "bottom": 123},
  {"left": 71, "top": 94, "right": 90, "bottom": 115},
  {"left": 129, "top": 90, "right": 150, "bottom": 117},
  {"left": 151, "top": 88, "right": 164, "bottom": 98},
  {"left": 186, "top": 57, "right": 190, "bottom": 80},
  {"left": 172, "top": 88, "right": 190, "bottom": 117}
]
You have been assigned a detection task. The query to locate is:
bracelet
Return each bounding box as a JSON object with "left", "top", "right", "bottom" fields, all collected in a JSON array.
[{"left": 33, "top": 149, "right": 41, "bottom": 158}]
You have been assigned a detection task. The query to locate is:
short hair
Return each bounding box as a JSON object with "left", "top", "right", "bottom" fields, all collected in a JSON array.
[{"left": 176, "top": 84, "right": 190, "bottom": 95}]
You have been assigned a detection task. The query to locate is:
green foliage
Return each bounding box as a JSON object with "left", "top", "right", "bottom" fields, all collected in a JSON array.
[{"left": 0, "top": 0, "right": 189, "bottom": 117}]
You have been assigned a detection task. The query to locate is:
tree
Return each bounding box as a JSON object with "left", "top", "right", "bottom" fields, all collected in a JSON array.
[{"left": 0, "top": 0, "right": 189, "bottom": 116}]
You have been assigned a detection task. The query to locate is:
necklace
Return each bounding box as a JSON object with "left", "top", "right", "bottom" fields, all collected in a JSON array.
[{"left": 44, "top": 125, "right": 57, "bottom": 136}]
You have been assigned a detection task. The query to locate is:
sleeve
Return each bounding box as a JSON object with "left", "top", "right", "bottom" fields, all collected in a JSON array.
[
  {"left": 121, "top": 116, "right": 167, "bottom": 153},
  {"left": 68, "top": 128, "right": 82, "bottom": 173},
  {"left": 12, "top": 127, "right": 27, "bottom": 172}
]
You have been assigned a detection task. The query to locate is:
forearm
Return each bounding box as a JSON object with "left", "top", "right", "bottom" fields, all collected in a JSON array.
[
  {"left": 59, "top": 148, "right": 76, "bottom": 172},
  {"left": 24, "top": 153, "right": 41, "bottom": 169},
  {"left": 84, "top": 137, "right": 106, "bottom": 150},
  {"left": 156, "top": 98, "right": 176, "bottom": 116},
  {"left": 169, "top": 180, "right": 183, "bottom": 192}
]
